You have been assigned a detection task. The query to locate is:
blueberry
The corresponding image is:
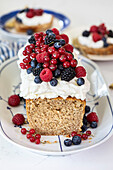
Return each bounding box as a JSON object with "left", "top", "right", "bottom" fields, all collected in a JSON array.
[
  {"left": 15, "top": 16, "right": 22, "bottom": 23},
  {"left": 46, "top": 29, "right": 53, "bottom": 35},
  {"left": 58, "top": 64, "right": 64, "bottom": 71},
  {"left": 81, "top": 124, "right": 88, "bottom": 132},
  {"left": 77, "top": 78, "right": 85, "bottom": 86},
  {"left": 85, "top": 105, "right": 90, "bottom": 113},
  {"left": 102, "top": 37, "right": 106, "bottom": 43},
  {"left": 54, "top": 69, "right": 61, "bottom": 78},
  {"left": 54, "top": 42, "right": 62, "bottom": 49},
  {"left": 48, "top": 32, "right": 56, "bottom": 39},
  {"left": 90, "top": 121, "right": 97, "bottom": 128},
  {"left": 31, "top": 59, "right": 37, "bottom": 68},
  {"left": 104, "top": 42, "right": 109, "bottom": 48},
  {"left": 36, "top": 63, "right": 42, "bottom": 69},
  {"left": 59, "top": 39, "right": 66, "bottom": 46},
  {"left": 83, "top": 115, "right": 88, "bottom": 125},
  {"left": 64, "top": 139, "right": 72, "bottom": 147},
  {"left": 27, "top": 67, "right": 33, "bottom": 74},
  {"left": 72, "top": 135, "right": 81, "bottom": 145},
  {"left": 27, "top": 29, "right": 34, "bottom": 35},
  {"left": 82, "top": 30, "right": 90, "bottom": 37},
  {"left": 50, "top": 78, "right": 58, "bottom": 86},
  {"left": 34, "top": 76, "right": 42, "bottom": 84}
]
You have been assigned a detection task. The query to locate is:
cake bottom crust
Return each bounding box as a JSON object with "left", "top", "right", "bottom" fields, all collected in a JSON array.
[
  {"left": 73, "top": 38, "right": 113, "bottom": 55},
  {"left": 26, "top": 97, "right": 86, "bottom": 136}
]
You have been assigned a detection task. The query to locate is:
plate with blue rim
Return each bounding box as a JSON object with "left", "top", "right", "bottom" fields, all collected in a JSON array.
[
  {"left": 0, "top": 55, "right": 113, "bottom": 156},
  {"left": 0, "top": 9, "right": 70, "bottom": 41}
]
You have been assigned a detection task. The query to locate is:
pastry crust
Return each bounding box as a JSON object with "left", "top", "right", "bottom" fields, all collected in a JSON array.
[
  {"left": 73, "top": 38, "right": 113, "bottom": 55},
  {"left": 26, "top": 97, "right": 86, "bottom": 135},
  {"left": 14, "top": 15, "right": 54, "bottom": 32}
]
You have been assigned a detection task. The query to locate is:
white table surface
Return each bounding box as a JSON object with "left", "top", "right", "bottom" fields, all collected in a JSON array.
[{"left": 0, "top": 0, "right": 113, "bottom": 169}]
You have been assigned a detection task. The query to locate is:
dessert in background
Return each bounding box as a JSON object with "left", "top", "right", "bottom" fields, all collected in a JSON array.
[
  {"left": 18, "top": 28, "right": 90, "bottom": 135},
  {"left": 73, "top": 23, "right": 113, "bottom": 55}
]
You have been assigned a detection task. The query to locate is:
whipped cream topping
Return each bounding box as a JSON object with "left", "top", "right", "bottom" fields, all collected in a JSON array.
[
  {"left": 17, "top": 12, "right": 52, "bottom": 26},
  {"left": 78, "top": 35, "right": 104, "bottom": 48},
  {"left": 18, "top": 46, "right": 90, "bottom": 100}
]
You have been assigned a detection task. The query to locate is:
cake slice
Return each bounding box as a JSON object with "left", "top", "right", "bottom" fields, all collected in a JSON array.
[{"left": 18, "top": 28, "right": 90, "bottom": 135}]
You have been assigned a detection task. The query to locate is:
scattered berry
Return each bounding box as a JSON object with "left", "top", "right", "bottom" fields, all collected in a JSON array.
[
  {"left": 81, "top": 124, "right": 88, "bottom": 132},
  {"left": 86, "top": 130, "right": 91, "bottom": 136},
  {"left": 87, "top": 112, "right": 98, "bottom": 123},
  {"left": 82, "top": 134, "right": 88, "bottom": 140},
  {"left": 26, "top": 133, "right": 32, "bottom": 139},
  {"left": 64, "top": 139, "right": 72, "bottom": 147},
  {"left": 12, "top": 114, "right": 25, "bottom": 125},
  {"left": 72, "top": 135, "right": 81, "bottom": 145},
  {"left": 20, "top": 63, "right": 26, "bottom": 69},
  {"left": 29, "top": 129, "right": 35, "bottom": 134},
  {"left": 30, "top": 136, "right": 36, "bottom": 142},
  {"left": 85, "top": 105, "right": 90, "bottom": 113},
  {"left": 52, "top": 51, "right": 60, "bottom": 59},
  {"left": 90, "top": 121, "right": 98, "bottom": 128},
  {"left": 8, "top": 95, "right": 20, "bottom": 107},
  {"left": 71, "top": 131, "right": 77, "bottom": 137},
  {"left": 35, "top": 138, "right": 40, "bottom": 144},
  {"left": 35, "top": 134, "right": 41, "bottom": 139},
  {"left": 21, "top": 128, "right": 27, "bottom": 135}
]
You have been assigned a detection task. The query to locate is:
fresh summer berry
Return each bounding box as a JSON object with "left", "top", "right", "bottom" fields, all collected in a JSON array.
[
  {"left": 20, "top": 63, "right": 26, "bottom": 69},
  {"left": 34, "top": 33, "right": 40, "bottom": 40},
  {"left": 31, "top": 59, "right": 37, "bottom": 68},
  {"left": 34, "top": 76, "right": 42, "bottom": 84},
  {"left": 29, "top": 129, "right": 35, "bottom": 134},
  {"left": 28, "top": 35, "right": 36, "bottom": 44},
  {"left": 83, "top": 115, "right": 88, "bottom": 125},
  {"left": 64, "top": 139, "right": 72, "bottom": 147},
  {"left": 58, "top": 64, "right": 64, "bottom": 71},
  {"left": 50, "top": 78, "right": 58, "bottom": 86},
  {"left": 85, "top": 105, "right": 90, "bottom": 113},
  {"left": 90, "top": 25, "right": 98, "bottom": 33},
  {"left": 54, "top": 69, "right": 61, "bottom": 78},
  {"left": 40, "top": 68, "right": 53, "bottom": 82},
  {"left": 35, "top": 134, "right": 41, "bottom": 139},
  {"left": 60, "top": 34, "right": 69, "bottom": 44},
  {"left": 52, "top": 51, "right": 60, "bottom": 59},
  {"left": 25, "top": 64, "right": 31, "bottom": 69},
  {"left": 8, "top": 95, "right": 20, "bottom": 106},
  {"left": 52, "top": 28, "right": 59, "bottom": 35},
  {"left": 46, "top": 29, "right": 53, "bottom": 35},
  {"left": 29, "top": 43, "right": 35, "bottom": 49},
  {"left": 12, "top": 114, "right": 25, "bottom": 125},
  {"left": 70, "top": 59, "right": 77, "bottom": 67},
  {"left": 58, "top": 47, "right": 66, "bottom": 54},
  {"left": 82, "top": 30, "right": 90, "bottom": 37},
  {"left": 36, "top": 53, "right": 44, "bottom": 63},
  {"left": 23, "top": 57, "right": 31, "bottom": 63},
  {"left": 71, "top": 131, "right": 77, "bottom": 137},
  {"left": 43, "top": 62, "right": 49, "bottom": 68},
  {"left": 33, "top": 68, "right": 43, "bottom": 76},
  {"left": 31, "top": 53, "right": 36, "bottom": 58},
  {"left": 41, "top": 45, "right": 48, "bottom": 52},
  {"left": 49, "top": 64, "right": 57, "bottom": 71},
  {"left": 56, "top": 35, "right": 62, "bottom": 39},
  {"left": 21, "top": 128, "right": 27, "bottom": 135},
  {"left": 27, "top": 29, "right": 34, "bottom": 35},
  {"left": 30, "top": 136, "right": 36, "bottom": 142},
  {"left": 61, "top": 67, "right": 76, "bottom": 82},
  {"left": 26, "top": 48, "right": 32, "bottom": 55},
  {"left": 76, "top": 134, "right": 82, "bottom": 138},
  {"left": 59, "top": 55, "right": 67, "bottom": 62},
  {"left": 66, "top": 53, "right": 73, "bottom": 61},
  {"left": 86, "top": 130, "right": 91, "bottom": 136},
  {"left": 51, "top": 59, "right": 57, "bottom": 65},
  {"left": 59, "top": 39, "right": 66, "bottom": 46},
  {"left": 35, "top": 9, "right": 43, "bottom": 16},
  {"left": 26, "top": 133, "right": 32, "bottom": 139},
  {"left": 77, "top": 78, "right": 85, "bottom": 86},
  {"left": 36, "top": 63, "right": 42, "bottom": 68},
  {"left": 36, "top": 41, "right": 40, "bottom": 47},
  {"left": 54, "top": 42, "right": 62, "bottom": 49},
  {"left": 26, "top": 10, "right": 35, "bottom": 18},
  {"left": 92, "top": 32, "right": 102, "bottom": 42},
  {"left": 23, "top": 50, "right": 27, "bottom": 56},
  {"left": 104, "top": 42, "right": 109, "bottom": 47},
  {"left": 87, "top": 112, "right": 98, "bottom": 123},
  {"left": 63, "top": 61, "right": 70, "bottom": 68},
  {"left": 25, "top": 45, "right": 31, "bottom": 50},
  {"left": 64, "top": 44, "right": 73, "bottom": 53},
  {"left": 44, "top": 55, "right": 50, "bottom": 62},
  {"left": 82, "top": 134, "right": 88, "bottom": 140},
  {"left": 35, "top": 138, "right": 40, "bottom": 144},
  {"left": 90, "top": 121, "right": 97, "bottom": 128},
  {"left": 48, "top": 46, "right": 56, "bottom": 54},
  {"left": 72, "top": 135, "right": 81, "bottom": 145},
  {"left": 81, "top": 124, "right": 88, "bottom": 132},
  {"left": 98, "top": 23, "right": 107, "bottom": 35},
  {"left": 35, "top": 47, "right": 41, "bottom": 54},
  {"left": 75, "top": 66, "right": 86, "bottom": 78}
]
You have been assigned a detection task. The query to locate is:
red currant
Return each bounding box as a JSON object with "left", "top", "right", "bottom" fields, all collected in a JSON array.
[
  {"left": 30, "top": 136, "right": 36, "bottom": 142},
  {"left": 43, "top": 62, "right": 50, "bottom": 68},
  {"left": 41, "top": 45, "right": 48, "bottom": 52},
  {"left": 26, "top": 48, "right": 32, "bottom": 54},
  {"left": 21, "top": 128, "right": 27, "bottom": 135},
  {"left": 31, "top": 53, "right": 36, "bottom": 58},
  {"left": 70, "top": 59, "right": 77, "bottom": 67},
  {"left": 48, "top": 46, "right": 56, "bottom": 54},
  {"left": 35, "top": 134, "right": 41, "bottom": 139},
  {"left": 29, "top": 44, "right": 35, "bottom": 49},
  {"left": 52, "top": 51, "right": 60, "bottom": 59},
  {"left": 29, "top": 129, "right": 35, "bottom": 134},
  {"left": 25, "top": 64, "right": 31, "bottom": 69},
  {"left": 23, "top": 50, "right": 27, "bottom": 56},
  {"left": 36, "top": 41, "right": 40, "bottom": 47},
  {"left": 44, "top": 55, "right": 50, "bottom": 62},
  {"left": 82, "top": 134, "right": 88, "bottom": 140},
  {"left": 34, "top": 33, "right": 40, "bottom": 40},
  {"left": 58, "top": 47, "right": 65, "bottom": 54},
  {"left": 35, "top": 47, "right": 41, "bottom": 54},
  {"left": 35, "top": 138, "right": 40, "bottom": 144},
  {"left": 51, "top": 59, "right": 57, "bottom": 65},
  {"left": 20, "top": 63, "right": 26, "bottom": 69},
  {"left": 26, "top": 133, "right": 32, "bottom": 139},
  {"left": 66, "top": 53, "right": 73, "bottom": 61},
  {"left": 86, "top": 130, "right": 91, "bottom": 136},
  {"left": 25, "top": 45, "right": 31, "bottom": 50},
  {"left": 23, "top": 57, "right": 31, "bottom": 63},
  {"left": 76, "top": 134, "right": 82, "bottom": 138},
  {"left": 49, "top": 64, "right": 57, "bottom": 71},
  {"left": 59, "top": 55, "right": 67, "bottom": 62},
  {"left": 71, "top": 131, "right": 77, "bottom": 137},
  {"left": 63, "top": 61, "right": 70, "bottom": 68}
]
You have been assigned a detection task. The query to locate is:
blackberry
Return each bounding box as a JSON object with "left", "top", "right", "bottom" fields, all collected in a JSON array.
[
  {"left": 44, "top": 33, "right": 56, "bottom": 45},
  {"left": 61, "top": 67, "right": 76, "bottom": 82},
  {"left": 58, "top": 64, "right": 64, "bottom": 71},
  {"left": 15, "top": 16, "right": 22, "bottom": 23},
  {"left": 54, "top": 69, "right": 61, "bottom": 78},
  {"left": 28, "top": 35, "right": 36, "bottom": 44},
  {"left": 33, "top": 68, "right": 43, "bottom": 76},
  {"left": 46, "top": 29, "right": 53, "bottom": 35}
]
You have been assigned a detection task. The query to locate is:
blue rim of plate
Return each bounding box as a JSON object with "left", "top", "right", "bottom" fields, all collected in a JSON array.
[
  {"left": 0, "top": 56, "right": 113, "bottom": 156},
  {"left": 0, "top": 9, "right": 70, "bottom": 34}
]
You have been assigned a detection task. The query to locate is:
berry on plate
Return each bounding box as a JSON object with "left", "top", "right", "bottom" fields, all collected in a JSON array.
[
  {"left": 12, "top": 114, "right": 25, "bottom": 125},
  {"left": 8, "top": 95, "right": 20, "bottom": 107},
  {"left": 86, "top": 112, "right": 99, "bottom": 123}
]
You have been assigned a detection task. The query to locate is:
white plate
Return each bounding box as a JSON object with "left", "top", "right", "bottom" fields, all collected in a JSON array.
[
  {"left": 64, "top": 27, "right": 113, "bottom": 61},
  {"left": 0, "top": 56, "right": 113, "bottom": 156}
]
